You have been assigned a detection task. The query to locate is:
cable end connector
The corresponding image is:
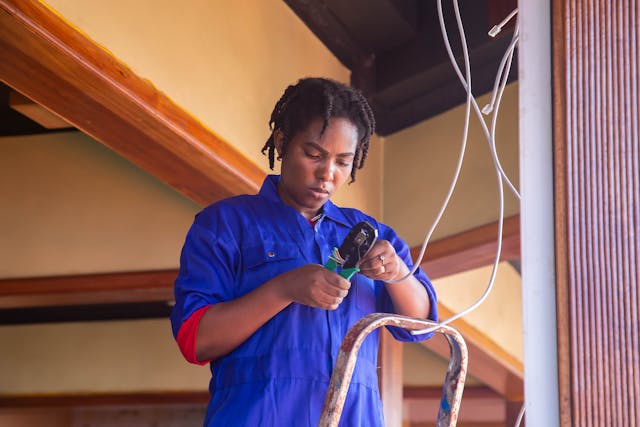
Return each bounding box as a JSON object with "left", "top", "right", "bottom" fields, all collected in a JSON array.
[
  {"left": 488, "top": 25, "right": 501, "bottom": 37},
  {"left": 482, "top": 103, "right": 494, "bottom": 115}
]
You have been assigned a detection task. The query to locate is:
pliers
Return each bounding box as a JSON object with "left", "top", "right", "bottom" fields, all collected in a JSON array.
[{"left": 324, "top": 221, "right": 378, "bottom": 280}]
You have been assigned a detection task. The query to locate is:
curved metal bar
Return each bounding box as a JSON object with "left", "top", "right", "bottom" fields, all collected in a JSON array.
[{"left": 318, "top": 313, "right": 468, "bottom": 427}]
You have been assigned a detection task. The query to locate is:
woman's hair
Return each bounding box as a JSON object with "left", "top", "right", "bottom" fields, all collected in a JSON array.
[{"left": 261, "top": 77, "right": 376, "bottom": 183}]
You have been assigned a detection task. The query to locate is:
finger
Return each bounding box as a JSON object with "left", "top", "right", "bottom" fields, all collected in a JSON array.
[
  {"left": 330, "top": 276, "right": 352, "bottom": 291},
  {"left": 324, "top": 286, "right": 349, "bottom": 298},
  {"left": 323, "top": 294, "right": 344, "bottom": 310},
  {"left": 360, "top": 258, "right": 387, "bottom": 274}
]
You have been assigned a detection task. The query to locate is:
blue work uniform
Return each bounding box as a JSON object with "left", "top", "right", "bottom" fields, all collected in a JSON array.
[{"left": 171, "top": 174, "right": 438, "bottom": 426}]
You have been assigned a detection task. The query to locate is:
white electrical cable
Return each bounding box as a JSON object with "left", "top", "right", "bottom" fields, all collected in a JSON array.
[
  {"left": 388, "top": 4, "right": 521, "bottom": 289},
  {"left": 483, "top": 26, "right": 519, "bottom": 115},
  {"left": 432, "top": 7, "right": 521, "bottom": 201},
  {"left": 385, "top": 0, "right": 473, "bottom": 286},
  {"left": 514, "top": 402, "right": 526, "bottom": 427},
  {"left": 488, "top": 8, "right": 519, "bottom": 38},
  {"left": 408, "top": 0, "right": 516, "bottom": 335}
]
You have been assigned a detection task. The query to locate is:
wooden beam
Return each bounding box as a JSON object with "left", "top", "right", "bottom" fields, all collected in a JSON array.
[
  {"left": 0, "top": 0, "right": 265, "bottom": 206},
  {"left": 421, "top": 304, "right": 523, "bottom": 400},
  {"left": 0, "top": 270, "right": 176, "bottom": 309},
  {"left": 413, "top": 215, "right": 520, "bottom": 280},
  {"left": 0, "top": 391, "right": 210, "bottom": 408},
  {"left": 8, "top": 90, "right": 72, "bottom": 129},
  {"left": 0, "top": 386, "right": 506, "bottom": 425},
  {"left": 378, "top": 329, "right": 403, "bottom": 427}
]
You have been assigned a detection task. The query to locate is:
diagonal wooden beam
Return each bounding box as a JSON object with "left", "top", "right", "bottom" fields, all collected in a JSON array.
[
  {"left": 0, "top": 0, "right": 265, "bottom": 206},
  {"left": 412, "top": 215, "right": 520, "bottom": 280},
  {"left": 8, "top": 89, "right": 72, "bottom": 129}
]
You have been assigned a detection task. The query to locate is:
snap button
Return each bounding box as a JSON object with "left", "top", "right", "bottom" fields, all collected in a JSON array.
[{"left": 267, "top": 251, "right": 275, "bottom": 258}]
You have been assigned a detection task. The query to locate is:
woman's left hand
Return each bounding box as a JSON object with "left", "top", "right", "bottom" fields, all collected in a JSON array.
[{"left": 358, "top": 240, "right": 408, "bottom": 282}]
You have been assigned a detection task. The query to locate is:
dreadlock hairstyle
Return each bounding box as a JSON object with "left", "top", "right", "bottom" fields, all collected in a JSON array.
[{"left": 261, "top": 77, "right": 376, "bottom": 183}]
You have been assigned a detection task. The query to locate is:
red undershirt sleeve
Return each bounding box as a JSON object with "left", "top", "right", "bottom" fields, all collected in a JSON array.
[{"left": 176, "top": 305, "right": 212, "bottom": 365}]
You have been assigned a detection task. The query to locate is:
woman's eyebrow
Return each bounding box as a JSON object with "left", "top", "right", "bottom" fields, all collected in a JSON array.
[{"left": 304, "top": 142, "right": 355, "bottom": 158}]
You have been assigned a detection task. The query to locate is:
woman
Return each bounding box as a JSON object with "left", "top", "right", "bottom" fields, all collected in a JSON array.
[{"left": 171, "top": 77, "right": 438, "bottom": 426}]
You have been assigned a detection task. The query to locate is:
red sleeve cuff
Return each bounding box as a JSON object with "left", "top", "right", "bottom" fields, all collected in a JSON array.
[{"left": 176, "top": 305, "right": 211, "bottom": 365}]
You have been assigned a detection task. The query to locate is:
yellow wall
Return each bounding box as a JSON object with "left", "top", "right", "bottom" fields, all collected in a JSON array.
[
  {"left": 0, "top": 319, "right": 209, "bottom": 394},
  {"left": 41, "top": 0, "right": 349, "bottom": 171},
  {"left": 0, "top": 132, "right": 198, "bottom": 278},
  {"left": 39, "top": 0, "right": 382, "bottom": 217},
  {"left": 403, "top": 342, "right": 482, "bottom": 387},
  {"left": 433, "top": 262, "right": 523, "bottom": 362},
  {"left": 383, "top": 83, "right": 520, "bottom": 245}
]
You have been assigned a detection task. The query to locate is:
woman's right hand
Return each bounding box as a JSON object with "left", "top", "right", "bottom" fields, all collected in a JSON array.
[{"left": 276, "top": 264, "right": 351, "bottom": 310}]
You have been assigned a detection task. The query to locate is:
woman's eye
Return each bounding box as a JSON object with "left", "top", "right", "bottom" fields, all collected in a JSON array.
[
  {"left": 305, "top": 151, "right": 321, "bottom": 159},
  {"left": 338, "top": 162, "right": 352, "bottom": 168}
]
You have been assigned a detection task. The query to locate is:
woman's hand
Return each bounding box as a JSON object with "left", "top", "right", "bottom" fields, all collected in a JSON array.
[
  {"left": 277, "top": 264, "right": 351, "bottom": 310},
  {"left": 358, "top": 240, "right": 430, "bottom": 319},
  {"left": 358, "top": 240, "right": 409, "bottom": 282}
]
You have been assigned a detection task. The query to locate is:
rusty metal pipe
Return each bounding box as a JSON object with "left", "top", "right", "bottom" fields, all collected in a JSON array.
[{"left": 318, "top": 313, "right": 468, "bottom": 427}]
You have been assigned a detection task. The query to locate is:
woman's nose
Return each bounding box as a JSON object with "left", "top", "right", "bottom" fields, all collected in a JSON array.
[{"left": 316, "top": 159, "right": 335, "bottom": 181}]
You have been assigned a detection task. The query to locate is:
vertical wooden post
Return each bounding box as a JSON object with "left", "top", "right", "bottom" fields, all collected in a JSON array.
[
  {"left": 378, "top": 328, "right": 403, "bottom": 427},
  {"left": 553, "top": 0, "right": 640, "bottom": 425}
]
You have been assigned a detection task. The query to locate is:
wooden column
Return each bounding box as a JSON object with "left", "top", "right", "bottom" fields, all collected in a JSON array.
[
  {"left": 553, "top": 0, "right": 640, "bottom": 425},
  {"left": 378, "top": 329, "right": 403, "bottom": 427}
]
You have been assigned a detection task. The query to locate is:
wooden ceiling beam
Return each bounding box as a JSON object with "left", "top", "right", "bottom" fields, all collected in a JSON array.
[
  {"left": 0, "top": 270, "right": 176, "bottom": 309},
  {"left": 413, "top": 214, "right": 520, "bottom": 280},
  {"left": 8, "top": 89, "right": 72, "bottom": 129},
  {"left": 0, "top": 0, "right": 264, "bottom": 206}
]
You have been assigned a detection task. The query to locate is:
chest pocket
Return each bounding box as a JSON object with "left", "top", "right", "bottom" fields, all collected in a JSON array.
[
  {"left": 238, "top": 242, "right": 301, "bottom": 296},
  {"left": 352, "top": 274, "right": 378, "bottom": 314}
]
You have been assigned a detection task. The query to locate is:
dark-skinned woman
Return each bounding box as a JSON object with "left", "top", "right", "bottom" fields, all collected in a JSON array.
[{"left": 170, "top": 77, "right": 438, "bottom": 426}]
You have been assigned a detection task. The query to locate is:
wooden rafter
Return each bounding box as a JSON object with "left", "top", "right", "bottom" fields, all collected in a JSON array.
[
  {"left": 0, "top": 0, "right": 265, "bottom": 206},
  {"left": 414, "top": 214, "right": 520, "bottom": 280}
]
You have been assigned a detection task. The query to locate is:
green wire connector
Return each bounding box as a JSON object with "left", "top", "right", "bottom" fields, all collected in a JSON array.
[{"left": 324, "top": 247, "right": 360, "bottom": 280}]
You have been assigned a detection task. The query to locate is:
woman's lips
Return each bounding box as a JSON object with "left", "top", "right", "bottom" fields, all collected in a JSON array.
[{"left": 310, "top": 187, "right": 329, "bottom": 197}]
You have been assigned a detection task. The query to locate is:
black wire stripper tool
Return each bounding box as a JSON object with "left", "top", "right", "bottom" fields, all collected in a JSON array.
[{"left": 324, "top": 221, "right": 378, "bottom": 280}]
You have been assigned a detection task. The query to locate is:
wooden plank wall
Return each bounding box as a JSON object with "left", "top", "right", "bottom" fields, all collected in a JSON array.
[{"left": 553, "top": 0, "right": 640, "bottom": 425}]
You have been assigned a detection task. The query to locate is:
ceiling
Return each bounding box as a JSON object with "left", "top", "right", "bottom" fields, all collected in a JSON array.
[{"left": 284, "top": 0, "right": 518, "bottom": 135}]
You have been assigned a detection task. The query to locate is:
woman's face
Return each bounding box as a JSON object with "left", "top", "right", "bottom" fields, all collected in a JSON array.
[{"left": 275, "top": 117, "right": 359, "bottom": 219}]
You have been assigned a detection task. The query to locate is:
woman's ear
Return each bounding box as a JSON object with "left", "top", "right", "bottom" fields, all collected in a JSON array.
[{"left": 273, "top": 130, "right": 284, "bottom": 159}]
